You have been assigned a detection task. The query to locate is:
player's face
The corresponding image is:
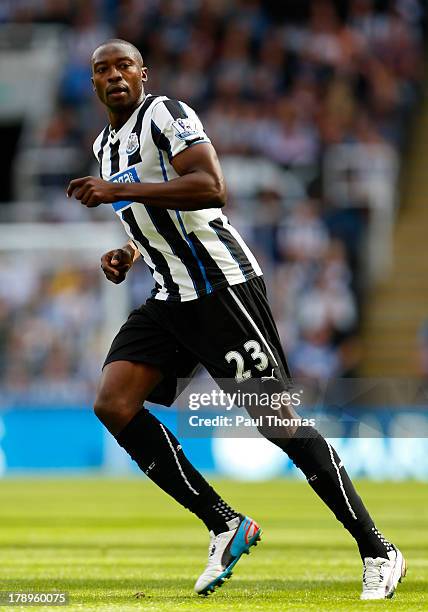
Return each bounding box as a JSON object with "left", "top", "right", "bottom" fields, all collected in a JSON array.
[{"left": 92, "top": 44, "right": 147, "bottom": 111}]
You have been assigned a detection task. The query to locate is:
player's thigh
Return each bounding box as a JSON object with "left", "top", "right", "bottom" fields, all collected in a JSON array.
[
  {"left": 95, "top": 360, "right": 163, "bottom": 411},
  {"left": 94, "top": 360, "right": 163, "bottom": 434}
]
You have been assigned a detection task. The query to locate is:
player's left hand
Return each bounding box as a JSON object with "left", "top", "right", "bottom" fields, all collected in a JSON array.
[{"left": 67, "top": 176, "right": 117, "bottom": 207}]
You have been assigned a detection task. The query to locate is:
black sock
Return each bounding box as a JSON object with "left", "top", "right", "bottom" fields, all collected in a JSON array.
[
  {"left": 274, "top": 426, "right": 393, "bottom": 560},
  {"left": 116, "top": 407, "right": 240, "bottom": 534}
]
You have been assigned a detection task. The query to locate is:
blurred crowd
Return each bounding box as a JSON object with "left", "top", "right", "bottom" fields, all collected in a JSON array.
[
  {"left": 0, "top": 0, "right": 426, "bottom": 396},
  {"left": 5, "top": 0, "right": 423, "bottom": 170},
  {"left": 0, "top": 259, "right": 104, "bottom": 404}
]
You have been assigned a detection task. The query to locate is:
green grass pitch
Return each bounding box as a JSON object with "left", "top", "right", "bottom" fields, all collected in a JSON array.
[{"left": 0, "top": 478, "right": 426, "bottom": 611}]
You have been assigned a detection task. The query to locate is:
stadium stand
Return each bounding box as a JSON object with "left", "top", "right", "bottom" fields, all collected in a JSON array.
[{"left": 0, "top": 0, "right": 426, "bottom": 398}]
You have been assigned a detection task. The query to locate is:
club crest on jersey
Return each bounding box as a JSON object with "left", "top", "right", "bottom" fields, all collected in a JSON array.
[
  {"left": 172, "top": 118, "right": 202, "bottom": 141},
  {"left": 126, "top": 132, "right": 139, "bottom": 155}
]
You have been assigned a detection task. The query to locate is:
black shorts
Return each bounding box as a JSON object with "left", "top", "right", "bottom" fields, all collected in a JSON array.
[{"left": 104, "top": 276, "right": 291, "bottom": 406}]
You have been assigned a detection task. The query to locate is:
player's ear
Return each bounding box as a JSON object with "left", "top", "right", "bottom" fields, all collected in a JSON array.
[
  {"left": 91, "top": 76, "right": 96, "bottom": 91},
  {"left": 142, "top": 66, "right": 148, "bottom": 82}
]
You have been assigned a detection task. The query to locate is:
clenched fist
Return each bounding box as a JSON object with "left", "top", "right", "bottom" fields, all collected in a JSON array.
[
  {"left": 101, "top": 248, "right": 133, "bottom": 284},
  {"left": 67, "top": 176, "right": 118, "bottom": 207}
]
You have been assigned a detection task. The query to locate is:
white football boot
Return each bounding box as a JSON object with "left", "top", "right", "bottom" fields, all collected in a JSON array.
[
  {"left": 361, "top": 547, "right": 407, "bottom": 600},
  {"left": 194, "top": 515, "right": 262, "bottom": 596}
]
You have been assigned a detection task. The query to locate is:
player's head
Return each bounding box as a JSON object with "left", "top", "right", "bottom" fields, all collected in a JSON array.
[{"left": 91, "top": 39, "right": 148, "bottom": 111}]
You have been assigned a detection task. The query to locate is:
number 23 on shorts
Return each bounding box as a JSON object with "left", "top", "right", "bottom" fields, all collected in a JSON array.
[{"left": 225, "top": 339, "right": 269, "bottom": 383}]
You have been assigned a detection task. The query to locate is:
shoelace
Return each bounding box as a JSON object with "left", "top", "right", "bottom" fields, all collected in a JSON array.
[{"left": 363, "top": 561, "right": 387, "bottom": 589}]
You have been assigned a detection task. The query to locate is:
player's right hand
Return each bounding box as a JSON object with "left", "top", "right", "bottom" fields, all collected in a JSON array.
[{"left": 100, "top": 249, "right": 133, "bottom": 284}]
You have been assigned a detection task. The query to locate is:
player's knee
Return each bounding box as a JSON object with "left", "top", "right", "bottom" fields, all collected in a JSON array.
[
  {"left": 93, "top": 390, "right": 129, "bottom": 423},
  {"left": 254, "top": 405, "right": 301, "bottom": 448},
  {"left": 93, "top": 394, "right": 110, "bottom": 422},
  {"left": 245, "top": 400, "right": 300, "bottom": 443}
]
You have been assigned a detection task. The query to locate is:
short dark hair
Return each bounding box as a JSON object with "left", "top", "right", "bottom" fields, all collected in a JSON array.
[{"left": 92, "top": 39, "right": 144, "bottom": 66}]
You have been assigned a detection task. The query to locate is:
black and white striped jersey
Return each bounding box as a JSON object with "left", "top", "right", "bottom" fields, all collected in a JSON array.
[{"left": 93, "top": 94, "right": 262, "bottom": 302}]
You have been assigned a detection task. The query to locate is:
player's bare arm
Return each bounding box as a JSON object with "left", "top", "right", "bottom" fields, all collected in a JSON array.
[
  {"left": 100, "top": 240, "right": 139, "bottom": 284},
  {"left": 66, "top": 142, "right": 225, "bottom": 210}
]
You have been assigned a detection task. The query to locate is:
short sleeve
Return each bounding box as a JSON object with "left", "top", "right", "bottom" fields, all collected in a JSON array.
[{"left": 150, "top": 99, "right": 211, "bottom": 161}]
